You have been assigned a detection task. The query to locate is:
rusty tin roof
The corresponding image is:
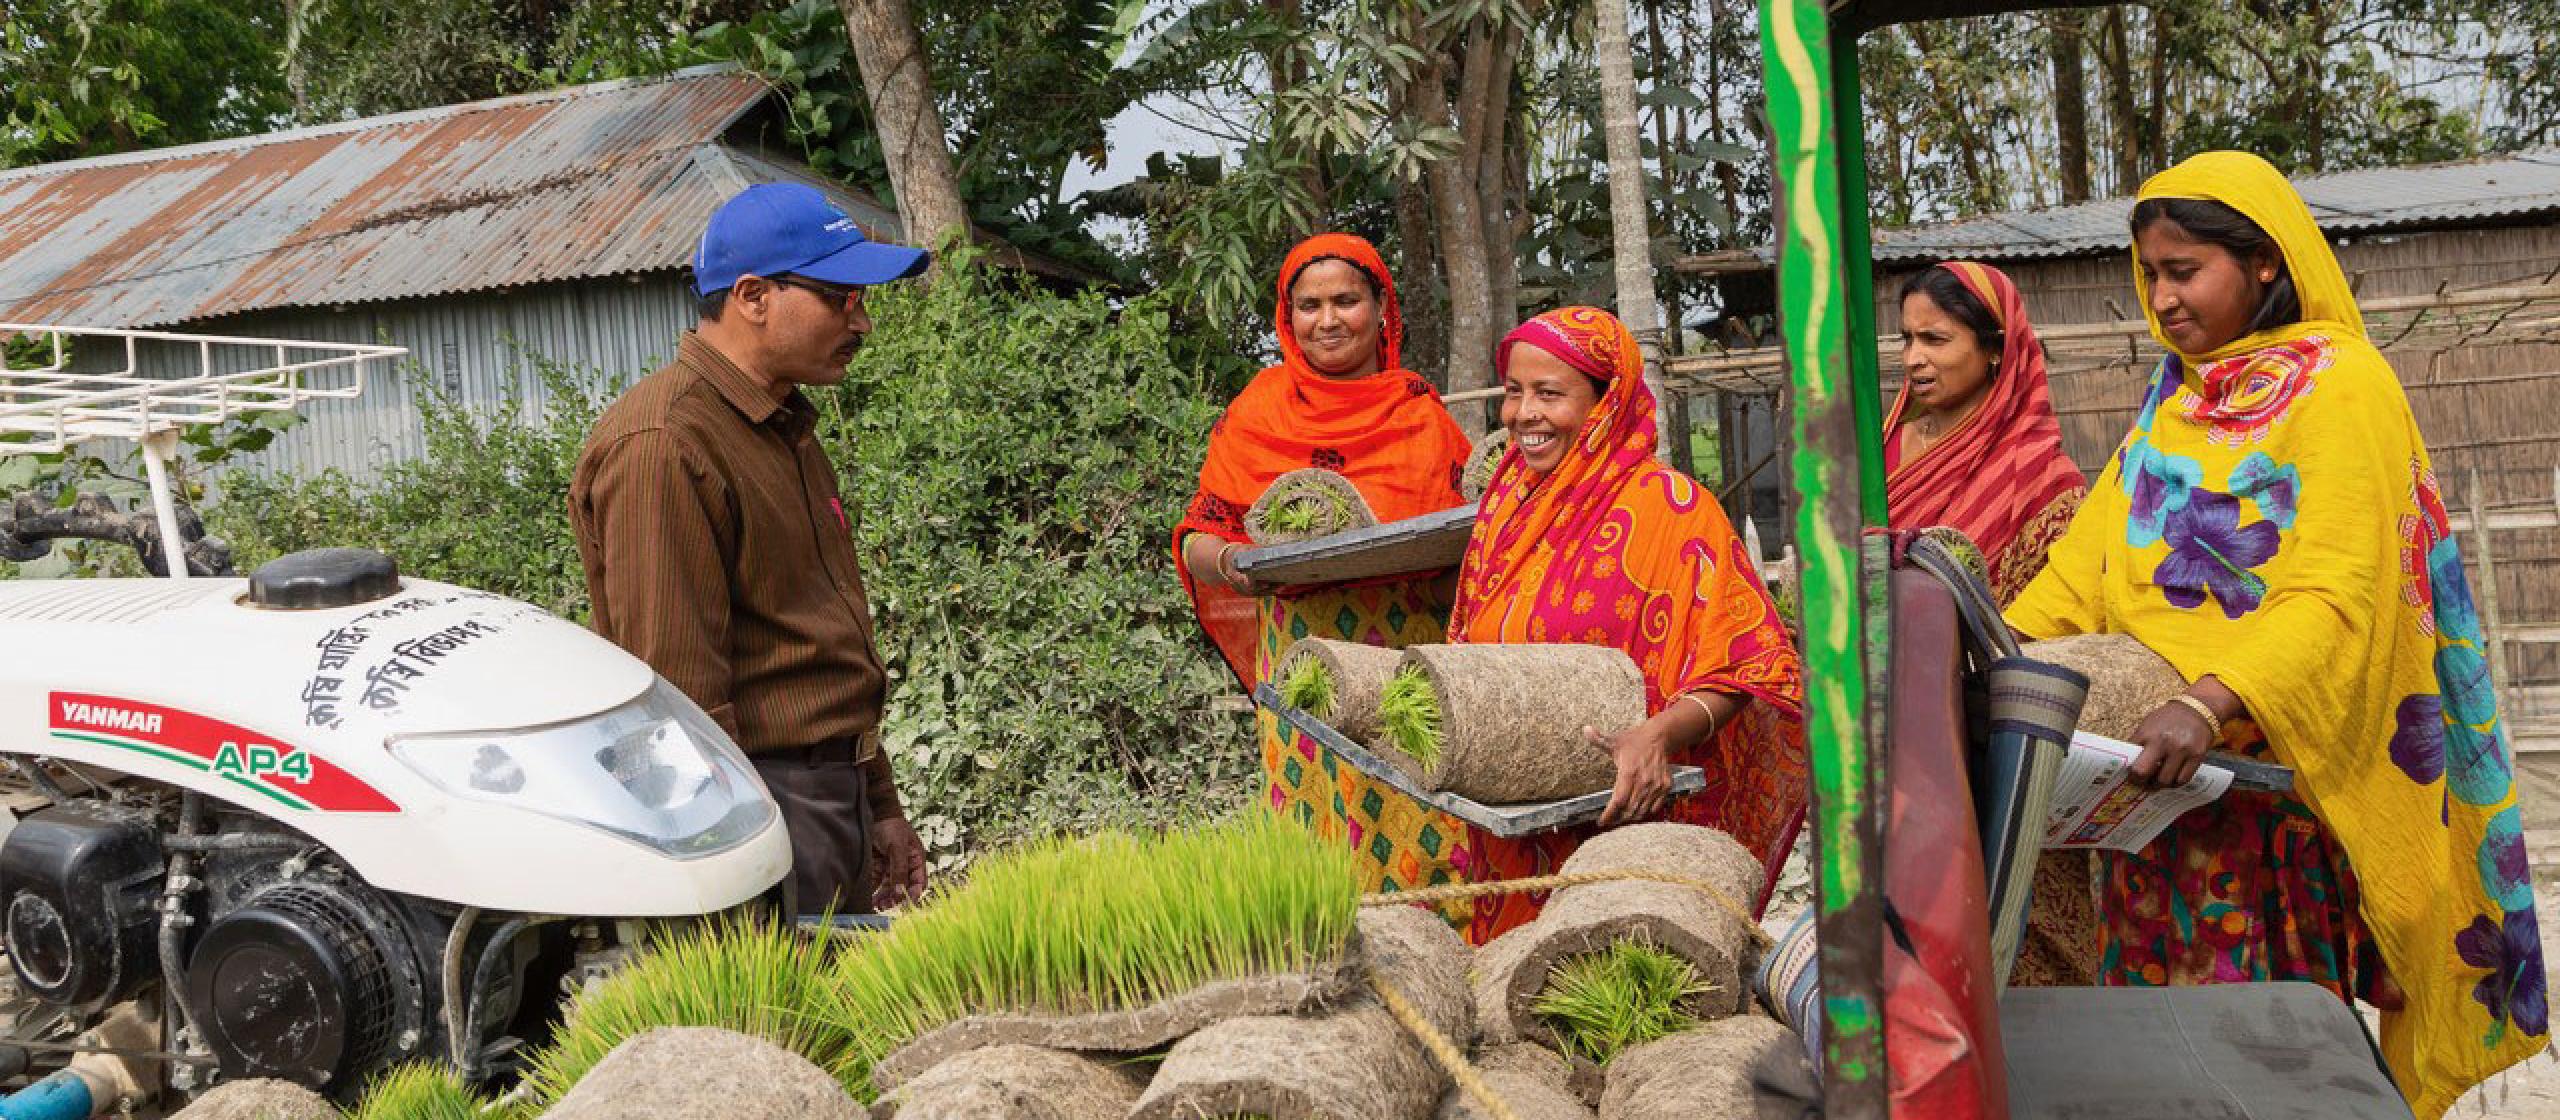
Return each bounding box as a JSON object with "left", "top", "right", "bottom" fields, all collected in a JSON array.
[{"left": 0, "top": 65, "right": 990, "bottom": 327}]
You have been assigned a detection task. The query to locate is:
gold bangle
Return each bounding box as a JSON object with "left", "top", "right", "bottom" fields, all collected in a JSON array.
[
  {"left": 2170, "top": 694, "right": 2224, "bottom": 742},
  {"left": 1679, "top": 691, "right": 1722, "bottom": 738}
]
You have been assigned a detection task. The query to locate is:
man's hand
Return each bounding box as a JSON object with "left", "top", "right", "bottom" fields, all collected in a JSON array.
[{"left": 870, "top": 814, "right": 929, "bottom": 910}]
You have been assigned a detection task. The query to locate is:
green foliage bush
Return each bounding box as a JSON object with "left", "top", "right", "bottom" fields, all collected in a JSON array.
[
  {"left": 212, "top": 356, "right": 610, "bottom": 622},
  {"left": 824, "top": 260, "right": 1246, "bottom": 864},
  {"left": 212, "top": 262, "right": 1247, "bottom": 865}
]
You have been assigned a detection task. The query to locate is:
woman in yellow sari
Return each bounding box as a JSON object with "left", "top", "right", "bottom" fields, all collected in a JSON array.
[{"left": 2007, "top": 150, "right": 2545, "bottom": 1115}]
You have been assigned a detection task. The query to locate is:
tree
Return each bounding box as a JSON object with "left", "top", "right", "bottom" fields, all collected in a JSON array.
[
  {"left": 1857, "top": 2, "right": 2548, "bottom": 222},
  {"left": 1592, "top": 0, "right": 1669, "bottom": 452},
  {"left": 2, "top": 0, "right": 290, "bottom": 168},
  {"left": 2044, "top": 8, "right": 2091, "bottom": 203},
  {"left": 837, "top": 0, "right": 970, "bottom": 249}
]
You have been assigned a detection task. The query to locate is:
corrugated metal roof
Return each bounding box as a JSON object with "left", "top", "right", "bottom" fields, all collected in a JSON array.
[
  {"left": 1872, "top": 149, "right": 2560, "bottom": 264},
  {"left": 0, "top": 65, "right": 937, "bottom": 327}
]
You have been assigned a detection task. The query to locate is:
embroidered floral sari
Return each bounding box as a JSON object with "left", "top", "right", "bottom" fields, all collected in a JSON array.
[
  {"left": 1448, "top": 307, "right": 1807, "bottom": 943},
  {"left": 2007, "top": 150, "right": 2546, "bottom": 1117},
  {"left": 1172, "top": 233, "right": 1473, "bottom": 687}
]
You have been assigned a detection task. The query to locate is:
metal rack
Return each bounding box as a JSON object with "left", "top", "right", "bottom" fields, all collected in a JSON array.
[{"left": 0, "top": 323, "right": 404, "bottom": 580}]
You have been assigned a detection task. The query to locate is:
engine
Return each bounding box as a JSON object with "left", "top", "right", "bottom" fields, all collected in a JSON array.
[
  {"left": 0, "top": 804, "right": 162, "bottom": 1010},
  {"left": 0, "top": 803, "right": 440, "bottom": 1096},
  {"left": 184, "top": 875, "right": 427, "bottom": 1091}
]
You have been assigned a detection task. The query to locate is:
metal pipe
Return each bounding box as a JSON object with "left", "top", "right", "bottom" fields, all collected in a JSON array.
[
  {"left": 5, "top": 758, "right": 71, "bottom": 806},
  {"left": 156, "top": 795, "right": 207, "bottom": 1075},
  {"left": 441, "top": 906, "right": 480, "bottom": 1071},
  {"left": 135, "top": 431, "right": 189, "bottom": 582},
  {"left": 159, "top": 833, "right": 306, "bottom": 853}
]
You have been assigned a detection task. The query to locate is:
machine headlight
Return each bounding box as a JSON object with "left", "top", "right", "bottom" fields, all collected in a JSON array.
[{"left": 388, "top": 681, "right": 776, "bottom": 859}]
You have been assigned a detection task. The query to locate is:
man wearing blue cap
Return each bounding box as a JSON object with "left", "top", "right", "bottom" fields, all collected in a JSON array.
[{"left": 570, "top": 183, "right": 933, "bottom": 916}]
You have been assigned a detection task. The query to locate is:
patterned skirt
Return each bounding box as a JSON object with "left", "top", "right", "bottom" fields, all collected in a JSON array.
[
  {"left": 1253, "top": 579, "right": 1799, "bottom": 944},
  {"left": 1254, "top": 578, "right": 1487, "bottom": 932},
  {"left": 2097, "top": 723, "right": 2385, "bottom": 1002}
]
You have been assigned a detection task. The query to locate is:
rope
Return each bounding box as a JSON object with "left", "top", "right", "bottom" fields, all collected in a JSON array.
[
  {"left": 1360, "top": 868, "right": 1775, "bottom": 948},
  {"left": 1368, "top": 970, "right": 1523, "bottom": 1120}
]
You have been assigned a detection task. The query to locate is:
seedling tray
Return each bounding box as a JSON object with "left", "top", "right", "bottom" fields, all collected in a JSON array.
[
  {"left": 1253, "top": 683, "right": 1704, "bottom": 837},
  {"left": 1233, "top": 505, "right": 1477, "bottom": 588}
]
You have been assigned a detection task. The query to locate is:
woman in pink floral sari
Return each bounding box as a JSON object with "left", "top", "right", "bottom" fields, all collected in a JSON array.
[{"left": 1449, "top": 307, "right": 1807, "bottom": 941}]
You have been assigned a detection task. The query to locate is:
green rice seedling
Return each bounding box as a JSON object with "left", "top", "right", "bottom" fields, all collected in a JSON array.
[
  {"left": 1530, "top": 940, "right": 1714, "bottom": 1066},
  {"left": 1376, "top": 664, "right": 1444, "bottom": 770},
  {"left": 1261, "top": 497, "right": 1325, "bottom": 535},
  {"left": 1278, "top": 653, "right": 1336, "bottom": 720},
  {"left": 516, "top": 916, "right": 860, "bottom": 1107},
  {"left": 346, "top": 1062, "right": 490, "bottom": 1120},
  {"left": 1260, "top": 480, "right": 1360, "bottom": 539},
  {"left": 819, "top": 813, "right": 1361, "bottom": 1101}
]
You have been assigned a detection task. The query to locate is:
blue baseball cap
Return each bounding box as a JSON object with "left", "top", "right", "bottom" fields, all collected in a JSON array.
[{"left": 692, "top": 183, "right": 930, "bottom": 297}]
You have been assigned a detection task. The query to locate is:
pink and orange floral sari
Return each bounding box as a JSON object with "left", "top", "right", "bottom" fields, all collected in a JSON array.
[{"left": 1448, "top": 307, "right": 1807, "bottom": 942}]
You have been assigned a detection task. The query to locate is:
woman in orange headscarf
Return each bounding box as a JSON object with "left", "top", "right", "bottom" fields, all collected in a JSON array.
[
  {"left": 1449, "top": 306, "right": 1807, "bottom": 941},
  {"left": 1172, "top": 233, "right": 1474, "bottom": 687}
]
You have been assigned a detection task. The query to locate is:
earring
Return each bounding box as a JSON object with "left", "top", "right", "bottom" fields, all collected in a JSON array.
[{"left": 2260, "top": 272, "right": 2274, "bottom": 283}]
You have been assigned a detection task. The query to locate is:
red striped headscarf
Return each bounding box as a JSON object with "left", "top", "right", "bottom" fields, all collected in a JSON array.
[{"left": 1884, "top": 261, "right": 2088, "bottom": 600}]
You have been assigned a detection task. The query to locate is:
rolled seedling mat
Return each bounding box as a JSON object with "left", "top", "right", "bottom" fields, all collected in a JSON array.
[
  {"left": 545, "top": 1027, "right": 866, "bottom": 1120},
  {"left": 1462, "top": 429, "right": 1513, "bottom": 501},
  {"left": 1277, "top": 637, "right": 1406, "bottom": 743},
  {"left": 870, "top": 947, "right": 1365, "bottom": 1092},
  {"left": 1436, "top": 1043, "right": 1597, "bottom": 1120},
  {"left": 166, "top": 1080, "right": 337, "bottom": 1120},
  {"left": 1248, "top": 468, "right": 1381, "bottom": 545},
  {"left": 1475, "top": 824, "right": 1764, "bottom": 1050},
  {"left": 1129, "top": 904, "right": 1474, "bottom": 1120},
  {"left": 1394, "top": 643, "right": 1641, "bottom": 804},
  {"left": 2018, "top": 634, "right": 2187, "bottom": 740},
  {"left": 1596, "top": 1015, "right": 1814, "bottom": 1120},
  {"left": 877, "top": 1044, "right": 1143, "bottom": 1120}
]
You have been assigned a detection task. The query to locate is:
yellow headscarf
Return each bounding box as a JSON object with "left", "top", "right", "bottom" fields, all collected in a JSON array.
[
  {"left": 2133, "top": 150, "right": 2366, "bottom": 362},
  {"left": 2011, "top": 151, "right": 2547, "bottom": 1116}
]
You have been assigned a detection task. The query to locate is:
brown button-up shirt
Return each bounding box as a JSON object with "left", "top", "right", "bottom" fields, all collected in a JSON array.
[{"left": 570, "top": 332, "right": 890, "bottom": 777}]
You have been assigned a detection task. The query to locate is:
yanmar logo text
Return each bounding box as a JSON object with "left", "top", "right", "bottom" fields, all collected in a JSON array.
[{"left": 47, "top": 692, "right": 397, "bottom": 814}]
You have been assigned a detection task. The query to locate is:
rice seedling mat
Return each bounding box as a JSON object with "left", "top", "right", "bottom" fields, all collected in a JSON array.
[
  {"left": 1234, "top": 504, "right": 1478, "bottom": 588},
  {"left": 1253, "top": 684, "right": 1704, "bottom": 837}
]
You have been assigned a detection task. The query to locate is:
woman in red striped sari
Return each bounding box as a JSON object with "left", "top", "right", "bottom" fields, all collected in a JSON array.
[
  {"left": 1886, "top": 260, "right": 2094, "bottom": 986},
  {"left": 1885, "top": 260, "right": 2088, "bottom": 603}
]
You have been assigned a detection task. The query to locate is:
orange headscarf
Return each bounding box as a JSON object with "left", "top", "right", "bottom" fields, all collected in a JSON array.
[
  {"left": 1451, "top": 307, "right": 1807, "bottom": 938},
  {"left": 1174, "top": 234, "right": 1473, "bottom": 685},
  {"left": 1883, "top": 261, "right": 2088, "bottom": 600}
]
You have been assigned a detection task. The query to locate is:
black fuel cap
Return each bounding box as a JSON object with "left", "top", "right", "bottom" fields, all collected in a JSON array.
[{"left": 248, "top": 548, "right": 401, "bottom": 609}]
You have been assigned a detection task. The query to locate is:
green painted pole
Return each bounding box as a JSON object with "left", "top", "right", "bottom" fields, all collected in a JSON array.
[{"left": 1759, "top": 2, "right": 1890, "bottom": 1116}]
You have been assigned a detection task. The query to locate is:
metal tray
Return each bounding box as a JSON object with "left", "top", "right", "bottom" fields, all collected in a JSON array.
[
  {"left": 1232, "top": 505, "right": 1477, "bottom": 588},
  {"left": 1253, "top": 682, "right": 1705, "bottom": 837}
]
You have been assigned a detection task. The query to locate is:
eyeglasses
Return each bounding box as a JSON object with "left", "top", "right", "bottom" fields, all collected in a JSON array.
[{"left": 768, "top": 274, "right": 863, "bottom": 310}]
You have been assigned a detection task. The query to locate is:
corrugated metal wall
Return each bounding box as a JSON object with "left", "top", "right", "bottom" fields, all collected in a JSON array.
[{"left": 97, "top": 273, "right": 698, "bottom": 480}]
